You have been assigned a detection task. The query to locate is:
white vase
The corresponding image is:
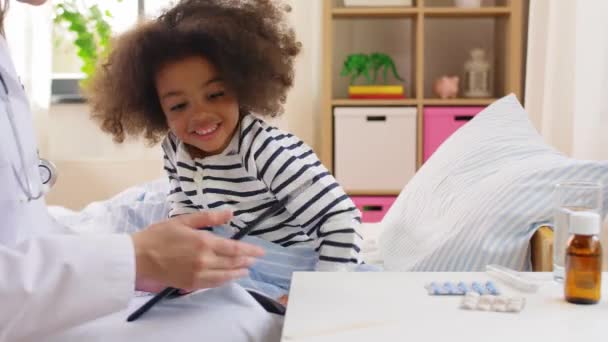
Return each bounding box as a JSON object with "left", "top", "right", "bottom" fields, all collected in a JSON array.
[{"left": 454, "top": 0, "right": 482, "bottom": 8}]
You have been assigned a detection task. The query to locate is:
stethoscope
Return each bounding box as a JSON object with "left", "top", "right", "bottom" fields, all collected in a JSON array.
[{"left": 1, "top": 71, "right": 58, "bottom": 202}]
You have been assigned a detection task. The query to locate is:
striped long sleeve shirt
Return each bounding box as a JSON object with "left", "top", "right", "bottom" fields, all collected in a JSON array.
[{"left": 161, "top": 115, "right": 363, "bottom": 271}]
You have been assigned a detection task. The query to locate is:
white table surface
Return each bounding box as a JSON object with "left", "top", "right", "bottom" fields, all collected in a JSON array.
[{"left": 281, "top": 272, "right": 608, "bottom": 342}]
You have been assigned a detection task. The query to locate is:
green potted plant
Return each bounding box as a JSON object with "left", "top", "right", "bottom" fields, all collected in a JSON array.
[
  {"left": 340, "top": 52, "right": 406, "bottom": 99},
  {"left": 53, "top": 0, "right": 121, "bottom": 88}
]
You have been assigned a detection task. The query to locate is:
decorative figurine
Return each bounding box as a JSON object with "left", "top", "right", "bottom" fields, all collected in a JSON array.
[
  {"left": 463, "top": 48, "right": 491, "bottom": 98},
  {"left": 433, "top": 76, "right": 459, "bottom": 99}
]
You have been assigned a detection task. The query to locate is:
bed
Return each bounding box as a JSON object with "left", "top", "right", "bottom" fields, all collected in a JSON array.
[{"left": 46, "top": 163, "right": 554, "bottom": 272}]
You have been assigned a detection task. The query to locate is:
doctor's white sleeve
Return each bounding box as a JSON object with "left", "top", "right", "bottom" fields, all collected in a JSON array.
[{"left": 0, "top": 234, "right": 134, "bottom": 342}]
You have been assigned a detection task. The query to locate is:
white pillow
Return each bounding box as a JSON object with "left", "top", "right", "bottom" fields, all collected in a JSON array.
[{"left": 379, "top": 94, "right": 608, "bottom": 271}]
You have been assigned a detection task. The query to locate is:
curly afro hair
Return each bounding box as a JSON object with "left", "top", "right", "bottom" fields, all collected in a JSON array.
[{"left": 87, "top": 0, "right": 301, "bottom": 144}]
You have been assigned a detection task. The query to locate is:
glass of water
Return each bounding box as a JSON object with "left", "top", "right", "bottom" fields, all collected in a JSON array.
[{"left": 553, "top": 182, "right": 603, "bottom": 282}]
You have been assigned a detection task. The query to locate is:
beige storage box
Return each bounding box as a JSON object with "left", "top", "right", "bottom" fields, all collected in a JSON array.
[{"left": 334, "top": 106, "right": 417, "bottom": 192}]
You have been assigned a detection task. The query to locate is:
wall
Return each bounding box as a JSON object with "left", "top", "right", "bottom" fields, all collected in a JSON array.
[{"left": 282, "top": 0, "right": 323, "bottom": 147}]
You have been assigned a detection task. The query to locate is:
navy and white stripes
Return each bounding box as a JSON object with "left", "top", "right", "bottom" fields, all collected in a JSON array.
[{"left": 162, "top": 114, "right": 363, "bottom": 270}]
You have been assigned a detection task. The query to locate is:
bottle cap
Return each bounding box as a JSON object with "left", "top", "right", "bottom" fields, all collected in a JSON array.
[{"left": 569, "top": 211, "right": 601, "bottom": 236}]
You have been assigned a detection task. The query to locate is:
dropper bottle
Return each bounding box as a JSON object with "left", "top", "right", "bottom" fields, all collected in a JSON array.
[{"left": 564, "top": 211, "right": 602, "bottom": 304}]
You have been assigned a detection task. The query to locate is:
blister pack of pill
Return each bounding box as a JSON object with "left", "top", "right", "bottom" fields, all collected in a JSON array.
[
  {"left": 425, "top": 281, "right": 500, "bottom": 296},
  {"left": 460, "top": 292, "right": 525, "bottom": 313}
]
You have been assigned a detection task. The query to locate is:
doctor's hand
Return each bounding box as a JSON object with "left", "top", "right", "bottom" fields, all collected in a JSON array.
[{"left": 131, "top": 210, "right": 264, "bottom": 290}]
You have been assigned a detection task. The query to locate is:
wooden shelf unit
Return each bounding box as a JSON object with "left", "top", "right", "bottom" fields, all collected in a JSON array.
[
  {"left": 332, "top": 6, "right": 511, "bottom": 18},
  {"left": 422, "top": 98, "right": 498, "bottom": 105},
  {"left": 331, "top": 98, "right": 419, "bottom": 106},
  {"left": 347, "top": 190, "right": 402, "bottom": 196},
  {"left": 332, "top": 98, "right": 498, "bottom": 106},
  {"left": 332, "top": 7, "right": 419, "bottom": 17},
  {"left": 424, "top": 6, "right": 511, "bottom": 17},
  {"left": 321, "top": 0, "right": 526, "bottom": 197}
]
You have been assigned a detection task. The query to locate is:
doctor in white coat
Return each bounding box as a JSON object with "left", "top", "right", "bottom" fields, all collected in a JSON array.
[{"left": 0, "top": 1, "right": 272, "bottom": 341}]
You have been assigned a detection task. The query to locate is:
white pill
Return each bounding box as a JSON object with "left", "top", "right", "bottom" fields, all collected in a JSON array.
[
  {"left": 477, "top": 303, "right": 492, "bottom": 311},
  {"left": 493, "top": 296, "right": 508, "bottom": 306},
  {"left": 462, "top": 301, "right": 477, "bottom": 310},
  {"left": 479, "top": 295, "right": 495, "bottom": 305},
  {"left": 466, "top": 291, "right": 481, "bottom": 298},
  {"left": 506, "top": 298, "right": 525, "bottom": 312},
  {"left": 492, "top": 303, "right": 507, "bottom": 312}
]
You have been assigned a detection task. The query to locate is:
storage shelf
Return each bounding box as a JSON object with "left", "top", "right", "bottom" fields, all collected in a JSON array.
[
  {"left": 423, "top": 98, "right": 496, "bottom": 106},
  {"left": 332, "top": 98, "right": 418, "bottom": 106},
  {"left": 332, "top": 98, "right": 496, "bottom": 106},
  {"left": 331, "top": 6, "right": 511, "bottom": 18},
  {"left": 322, "top": 0, "right": 525, "bottom": 176},
  {"left": 347, "top": 190, "right": 402, "bottom": 196},
  {"left": 424, "top": 7, "right": 511, "bottom": 17},
  {"left": 332, "top": 7, "right": 419, "bottom": 18}
]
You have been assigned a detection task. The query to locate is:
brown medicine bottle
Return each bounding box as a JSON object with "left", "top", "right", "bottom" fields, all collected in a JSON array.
[{"left": 564, "top": 211, "right": 602, "bottom": 304}]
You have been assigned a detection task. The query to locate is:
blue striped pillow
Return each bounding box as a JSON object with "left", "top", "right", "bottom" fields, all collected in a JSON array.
[{"left": 379, "top": 94, "right": 608, "bottom": 271}]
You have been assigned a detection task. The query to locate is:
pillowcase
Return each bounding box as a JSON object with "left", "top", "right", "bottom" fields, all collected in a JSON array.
[
  {"left": 379, "top": 94, "right": 608, "bottom": 271},
  {"left": 49, "top": 178, "right": 171, "bottom": 235}
]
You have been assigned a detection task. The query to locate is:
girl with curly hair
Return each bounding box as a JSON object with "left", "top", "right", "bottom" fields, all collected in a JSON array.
[{"left": 88, "top": 0, "right": 365, "bottom": 300}]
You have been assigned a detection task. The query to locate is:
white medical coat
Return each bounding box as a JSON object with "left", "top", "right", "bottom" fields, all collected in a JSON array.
[{"left": 0, "top": 36, "right": 136, "bottom": 341}]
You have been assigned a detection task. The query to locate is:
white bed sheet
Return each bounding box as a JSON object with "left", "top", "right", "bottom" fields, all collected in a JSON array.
[
  {"left": 45, "top": 180, "right": 384, "bottom": 341},
  {"left": 47, "top": 179, "right": 386, "bottom": 265},
  {"left": 44, "top": 283, "right": 283, "bottom": 342}
]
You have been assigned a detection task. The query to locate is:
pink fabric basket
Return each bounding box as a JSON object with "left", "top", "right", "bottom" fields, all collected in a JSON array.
[
  {"left": 423, "top": 106, "right": 484, "bottom": 162},
  {"left": 351, "top": 196, "right": 397, "bottom": 223}
]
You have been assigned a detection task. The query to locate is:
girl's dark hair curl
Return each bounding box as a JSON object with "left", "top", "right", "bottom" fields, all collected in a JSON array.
[{"left": 87, "top": 0, "right": 301, "bottom": 144}]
